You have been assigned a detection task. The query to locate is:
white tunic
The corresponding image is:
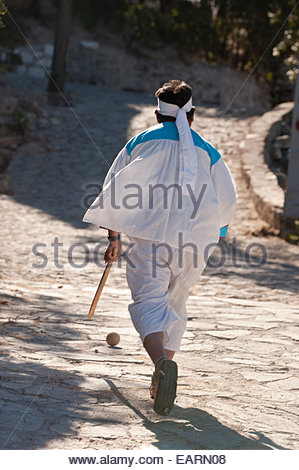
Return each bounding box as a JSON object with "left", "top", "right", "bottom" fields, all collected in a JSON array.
[{"left": 83, "top": 121, "right": 236, "bottom": 259}]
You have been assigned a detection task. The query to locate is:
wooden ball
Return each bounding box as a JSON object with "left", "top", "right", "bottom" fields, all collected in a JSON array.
[{"left": 106, "top": 332, "right": 120, "bottom": 347}]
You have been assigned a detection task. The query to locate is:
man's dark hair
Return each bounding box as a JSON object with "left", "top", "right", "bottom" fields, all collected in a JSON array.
[{"left": 155, "top": 80, "right": 194, "bottom": 122}]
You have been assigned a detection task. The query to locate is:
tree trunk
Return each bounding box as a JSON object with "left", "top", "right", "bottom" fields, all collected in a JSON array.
[{"left": 47, "top": 0, "right": 74, "bottom": 94}]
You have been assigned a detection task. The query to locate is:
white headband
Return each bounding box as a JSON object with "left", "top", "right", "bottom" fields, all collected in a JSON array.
[
  {"left": 157, "top": 96, "right": 197, "bottom": 195},
  {"left": 157, "top": 97, "right": 193, "bottom": 117}
]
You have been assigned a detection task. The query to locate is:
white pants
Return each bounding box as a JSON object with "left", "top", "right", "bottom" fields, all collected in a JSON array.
[{"left": 126, "top": 237, "right": 206, "bottom": 352}]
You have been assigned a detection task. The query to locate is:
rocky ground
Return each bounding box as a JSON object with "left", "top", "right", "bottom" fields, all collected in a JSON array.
[{"left": 0, "top": 76, "right": 298, "bottom": 450}]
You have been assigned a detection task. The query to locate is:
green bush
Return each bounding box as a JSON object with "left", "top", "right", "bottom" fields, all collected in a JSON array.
[
  {"left": 121, "top": 0, "right": 215, "bottom": 57},
  {"left": 0, "top": 5, "right": 25, "bottom": 48},
  {"left": 285, "top": 220, "right": 299, "bottom": 245},
  {"left": 123, "top": 3, "right": 165, "bottom": 48}
]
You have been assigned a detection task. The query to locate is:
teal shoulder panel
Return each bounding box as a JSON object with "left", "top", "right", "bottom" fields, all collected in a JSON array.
[
  {"left": 126, "top": 122, "right": 179, "bottom": 156},
  {"left": 220, "top": 225, "right": 229, "bottom": 237},
  {"left": 191, "top": 129, "right": 221, "bottom": 166}
]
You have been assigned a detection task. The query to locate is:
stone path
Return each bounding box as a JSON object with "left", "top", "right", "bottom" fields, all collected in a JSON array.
[{"left": 0, "top": 80, "right": 298, "bottom": 450}]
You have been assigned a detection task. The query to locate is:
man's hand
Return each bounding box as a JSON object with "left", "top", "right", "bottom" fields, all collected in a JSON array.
[{"left": 104, "top": 239, "right": 122, "bottom": 263}]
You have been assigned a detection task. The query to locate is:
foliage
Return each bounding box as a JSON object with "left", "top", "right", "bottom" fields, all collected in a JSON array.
[
  {"left": 122, "top": 0, "right": 216, "bottom": 55},
  {"left": 0, "top": 0, "right": 7, "bottom": 29},
  {"left": 271, "top": 1, "right": 299, "bottom": 83},
  {"left": 122, "top": 0, "right": 298, "bottom": 102},
  {"left": 123, "top": 2, "right": 168, "bottom": 48},
  {"left": 212, "top": 0, "right": 298, "bottom": 90},
  {"left": 82, "top": 0, "right": 297, "bottom": 93},
  {"left": 0, "top": 2, "right": 24, "bottom": 49},
  {"left": 284, "top": 220, "right": 299, "bottom": 245}
]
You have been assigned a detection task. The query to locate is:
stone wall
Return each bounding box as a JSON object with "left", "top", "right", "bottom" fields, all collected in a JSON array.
[
  {"left": 265, "top": 109, "right": 291, "bottom": 190},
  {"left": 12, "top": 44, "right": 54, "bottom": 79},
  {"left": 241, "top": 102, "right": 294, "bottom": 233}
]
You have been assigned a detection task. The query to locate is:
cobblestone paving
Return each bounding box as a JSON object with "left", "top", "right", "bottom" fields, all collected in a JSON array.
[{"left": 0, "top": 82, "right": 298, "bottom": 450}]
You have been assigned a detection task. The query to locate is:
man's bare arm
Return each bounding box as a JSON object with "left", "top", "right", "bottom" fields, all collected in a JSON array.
[{"left": 104, "top": 229, "right": 122, "bottom": 263}]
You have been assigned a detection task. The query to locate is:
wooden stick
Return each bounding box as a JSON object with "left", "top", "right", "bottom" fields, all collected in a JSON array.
[{"left": 88, "top": 262, "right": 112, "bottom": 320}]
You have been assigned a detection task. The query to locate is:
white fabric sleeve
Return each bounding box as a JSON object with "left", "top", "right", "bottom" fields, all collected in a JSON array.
[
  {"left": 210, "top": 157, "right": 237, "bottom": 237},
  {"left": 94, "top": 146, "right": 129, "bottom": 230},
  {"left": 102, "top": 146, "right": 130, "bottom": 188}
]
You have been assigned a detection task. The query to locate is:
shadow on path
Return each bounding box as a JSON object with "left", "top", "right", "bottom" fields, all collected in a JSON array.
[
  {"left": 205, "top": 238, "right": 299, "bottom": 294},
  {"left": 5, "top": 83, "right": 154, "bottom": 228},
  {"left": 0, "top": 357, "right": 288, "bottom": 450},
  {"left": 0, "top": 360, "right": 89, "bottom": 450},
  {"left": 105, "top": 379, "right": 287, "bottom": 450}
]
